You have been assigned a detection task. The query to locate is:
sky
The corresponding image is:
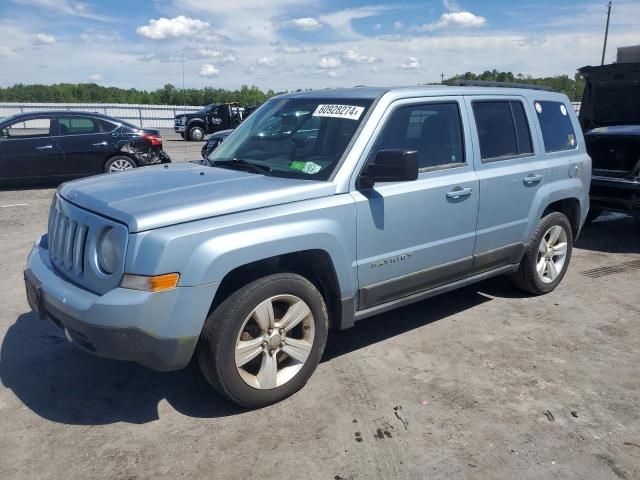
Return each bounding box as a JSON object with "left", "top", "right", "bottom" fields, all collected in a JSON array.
[{"left": 0, "top": 0, "right": 638, "bottom": 92}]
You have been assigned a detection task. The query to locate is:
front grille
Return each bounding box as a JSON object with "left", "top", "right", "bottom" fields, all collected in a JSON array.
[{"left": 48, "top": 203, "right": 88, "bottom": 276}]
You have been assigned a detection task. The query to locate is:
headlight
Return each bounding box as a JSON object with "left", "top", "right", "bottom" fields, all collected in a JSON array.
[{"left": 97, "top": 227, "right": 123, "bottom": 274}]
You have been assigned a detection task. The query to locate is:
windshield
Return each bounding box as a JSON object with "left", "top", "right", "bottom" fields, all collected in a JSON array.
[{"left": 207, "top": 97, "right": 373, "bottom": 180}]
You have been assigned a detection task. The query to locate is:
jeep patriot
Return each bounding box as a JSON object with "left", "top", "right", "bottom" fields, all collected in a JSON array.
[{"left": 25, "top": 85, "right": 591, "bottom": 407}]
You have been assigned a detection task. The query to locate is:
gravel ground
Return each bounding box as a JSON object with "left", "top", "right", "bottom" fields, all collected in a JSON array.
[{"left": 0, "top": 133, "right": 639, "bottom": 479}]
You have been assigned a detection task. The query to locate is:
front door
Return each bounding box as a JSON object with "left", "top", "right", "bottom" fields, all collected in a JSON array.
[
  {"left": 464, "top": 97, "right": 547, "bottom": 274},
  {"left": 352, "top": 98, "right": 479, "bottom": 310},
  {"left": 0, "top": 116, "right": 64, "bottom": 181}
]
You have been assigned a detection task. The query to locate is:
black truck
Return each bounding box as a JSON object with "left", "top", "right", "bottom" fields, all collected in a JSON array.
[
  {"left": 174, "top": 103, "right": 257, "bottom": 141},
  {"left": 578, "top": 62, "right": 640, "bottom": 222}
]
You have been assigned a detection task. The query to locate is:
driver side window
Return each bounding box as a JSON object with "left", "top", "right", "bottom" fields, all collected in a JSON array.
[
  {"left": 374, "top": 102, "right": 465, "bottom": 170},
  {"left": 5, "top": 118, "right": 53, "bottom": 139}
]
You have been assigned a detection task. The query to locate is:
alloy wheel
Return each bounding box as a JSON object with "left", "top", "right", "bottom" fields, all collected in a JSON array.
[
  {"left": 234, "top": 295, "right": 315, "bottom": 390},
  {"left": 109, "top": 158, "right": 135, "bottom": 172},
  {"left": 536, "top": 225, "right": 568, "bottom": 284}
]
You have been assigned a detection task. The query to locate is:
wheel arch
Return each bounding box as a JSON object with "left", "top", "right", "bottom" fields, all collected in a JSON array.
[{"left": 542, "top": 197, "right": 581, "bottom": 239}]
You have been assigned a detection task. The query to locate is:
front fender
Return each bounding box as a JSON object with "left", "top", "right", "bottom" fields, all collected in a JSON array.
[{"left": 125, "top": 194, "right": 358, "bottom": 299}]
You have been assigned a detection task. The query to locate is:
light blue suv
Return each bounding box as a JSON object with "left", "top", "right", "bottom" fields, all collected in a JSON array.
[{"left": 25, "top": 85, "right": 591, "bottom": 407}]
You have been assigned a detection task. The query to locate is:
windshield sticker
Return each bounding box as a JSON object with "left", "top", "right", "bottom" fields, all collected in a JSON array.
[
  {"left": 313, "top": 104, "right": 364, "bottom": 121},
  {"left": 560, "top": 104, "right": 568, "bottom": 116},
  {"left": 290, "top": 161, "right": 322, "bottom": 174},
  {"left": 535, "top": 102, "right": 543, "bottom": 114}
]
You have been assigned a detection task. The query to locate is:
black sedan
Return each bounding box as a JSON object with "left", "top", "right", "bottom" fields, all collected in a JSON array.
[{"left": 0, "top": 111, "right": 171, "bottom": 184}]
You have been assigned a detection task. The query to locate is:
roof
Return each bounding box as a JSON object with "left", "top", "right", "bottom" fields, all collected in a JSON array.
[{"left": 277, "top": 84, "right": 566, "bottom": 101}]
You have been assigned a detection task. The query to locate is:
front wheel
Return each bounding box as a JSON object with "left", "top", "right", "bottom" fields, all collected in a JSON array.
[
  {"left": 104, "top": 156, "right": 137, "bottom": 173},
  {"left": 198, "top": 273, "right": 328, "bottom": 408},
  {"left": 512, "top": 212, "right": 573, "bottom": 295},
  {"left": 188, "top": 126, "right": 205, "bottom": 141}
]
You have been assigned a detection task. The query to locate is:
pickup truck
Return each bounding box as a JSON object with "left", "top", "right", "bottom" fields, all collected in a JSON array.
[
  {"left": 174, "top": 103, "right": 256, "bottom": 141},
  {"left": 578, "top": 63, "right": 640, "bottom": 222},
  {"left": 25, "top": 85, "right": 590, "bottom": 408}
]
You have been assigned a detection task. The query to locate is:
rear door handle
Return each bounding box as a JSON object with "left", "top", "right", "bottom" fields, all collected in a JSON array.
[
  {"left": 446, "top": 187, "right": 473, "bottom": 199},
  {"left": 35, "top": 145, "right": 53, "bottom": 150},
  {"left": 523, "top": 174, "right": 543, "bottom": 185}
]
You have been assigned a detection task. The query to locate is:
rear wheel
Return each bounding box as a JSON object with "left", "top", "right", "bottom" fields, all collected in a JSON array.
[
  {"left": 104, "top": 156, "right": 136, "bottom": 173},
  {"left": 198, "top": 273, "right": 328, "bottom": 408},
  {"left": 188, "top": 126, "right": 205, "bottom": 141},
  {"left": 512, "top": 212, "right": 573, "bottom": 295}
]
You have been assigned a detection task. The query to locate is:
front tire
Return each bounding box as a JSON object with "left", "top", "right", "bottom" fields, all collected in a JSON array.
[
  {"left": 512, "top": 212, "right": 573, "bottom": 295},
  {"left": 188, "top": 126, "right": 205, "bottom": 141},
  {"left": 198, "top": 273, "right": 328, "bottom": 408},
  {"left": 104, "top": 155, "right": 137, "bottom": 173}
]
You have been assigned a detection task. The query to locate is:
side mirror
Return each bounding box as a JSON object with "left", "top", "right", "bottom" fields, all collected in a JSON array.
[
  {"left": 0, "top": 128, "right": 8, "bottom": 139},
  {"left": 359, "top": 149, "right": 419, "bottom": 188}
]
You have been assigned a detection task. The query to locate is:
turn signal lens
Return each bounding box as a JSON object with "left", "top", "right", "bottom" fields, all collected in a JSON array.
[{"left": 121, "top": 273, "right": 180, "bottom": 292}]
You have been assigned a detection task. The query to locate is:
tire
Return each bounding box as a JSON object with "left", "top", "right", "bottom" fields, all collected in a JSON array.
[
  {"left": 180, "top": 133, "right": 186, "bottom": 140},
  {"left": 511, "top": 212, "right": 573, "bottom": 295},
  {"left": 188, "top": 126, "right": 205, "bottom": 142},
  {"left": 585, "top": 207, "right": 603, "bottom": 224},
  {"left": 104, "top": 155, "right": 137, "bottom": 173},
  {"left": 198, "top": 273, "right": 328, "bottom": 408}
]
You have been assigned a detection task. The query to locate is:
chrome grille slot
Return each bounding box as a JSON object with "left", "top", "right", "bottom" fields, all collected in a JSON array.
[{"left": 48, "top": 199, "right": 89, "bottom": 278}]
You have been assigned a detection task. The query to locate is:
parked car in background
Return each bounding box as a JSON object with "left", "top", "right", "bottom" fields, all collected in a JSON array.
[
  {"left": 578, "top": 62, "right": 640, "bottom": 222},
  {"left": 25, "top": 85, "right": 589, "bottom": 408},
  {"left": 0, "top": 111, "right": 170, "bottom": 184},
  {"left": 201, "top": 129, "right": 233, "bottom": 159},
  {"left": 175, "top": 103, "right": 257, "bottom": 141}
]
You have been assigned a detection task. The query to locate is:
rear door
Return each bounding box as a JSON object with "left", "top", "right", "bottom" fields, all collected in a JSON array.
[
  {"left": 465, "top": 96, "right": 547, "bottom": 273},
  {"left": 353, "top": 97, "right": 479, "bottom": 310},
  {"left": 0, "top": 116, "right": 64, "bottom": 181},
  {"left": 53, "top": 115, "right": 113, "bottom": 176}
]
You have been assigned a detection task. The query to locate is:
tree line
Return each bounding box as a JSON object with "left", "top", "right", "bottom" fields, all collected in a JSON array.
[{"left": 0, "top": 71, "right": 586, "bottom": 105}]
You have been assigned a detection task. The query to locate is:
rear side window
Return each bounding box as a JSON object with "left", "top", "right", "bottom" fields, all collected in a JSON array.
[
  {"left": 473, "top": 101, "right": 533, "bottom": 161},
  {"left": 534, "top": 101, "right": 577, "bottom": 152},
  {"left": 57, "top": 117, "right": 100, "bottom": 135}
]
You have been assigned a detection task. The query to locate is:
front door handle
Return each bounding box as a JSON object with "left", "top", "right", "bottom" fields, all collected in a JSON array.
[
  {"left": 35, "top": 144, "right": 53, "bottom": 150},
  {"left": 523, "top": 174, "right": 543, "bottom": 185},
  {"left": 92, "top": 141, "right": 108, "bottom": 147},
  {"left": 446, "top": 187, "right": 473, "bottom": 199}
]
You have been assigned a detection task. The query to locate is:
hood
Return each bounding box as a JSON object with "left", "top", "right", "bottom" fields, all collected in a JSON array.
[
  {"left": 578, "top": 63, "right": 640, "bottom": 130},
  {"left": 584, "top": 125, "right": 640, "bottom": 137},
  {"left": 58, "top": 163, "right": 336, "bottom": 232}
]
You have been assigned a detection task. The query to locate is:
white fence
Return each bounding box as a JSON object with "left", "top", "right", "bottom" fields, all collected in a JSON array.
[{"left": 0, "top": 103, "right": 203, "bottom": 128}]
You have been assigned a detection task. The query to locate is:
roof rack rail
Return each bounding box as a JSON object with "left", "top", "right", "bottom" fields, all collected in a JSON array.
[{"left": 449, "top": 80, "right": 554, "bottom": 92}]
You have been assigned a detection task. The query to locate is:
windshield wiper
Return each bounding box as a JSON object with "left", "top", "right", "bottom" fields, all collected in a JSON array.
[{"left": 212, "top": 159, "right": 272, "bottom": 176}]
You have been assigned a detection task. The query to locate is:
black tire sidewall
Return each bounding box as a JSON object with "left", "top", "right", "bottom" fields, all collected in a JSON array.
[
  {"left": 104, "top": 156, "right": 137, "bottom": 173},
  {"left": 199, "top": 274, "right": 328, "bottom": 408},
  {"left": 523, "top": 212, "right": 573, "bottom": 294}
]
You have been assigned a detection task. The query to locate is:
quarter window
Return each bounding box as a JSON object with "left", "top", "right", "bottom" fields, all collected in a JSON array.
[
  {"left": 534, "top": 101, "right": 577, "bottom": 152},
  {"left": 473, "top": 101, "right": 533, "bottom": 161},
  {"left": 57, "top": 117, "right": 100, "bottom": 135},
  {"left": 373, "top": 102, "right": 465, "bottom": 170},
  {"left": 4, "top": 118, "right": 52, "bottom": 138}
]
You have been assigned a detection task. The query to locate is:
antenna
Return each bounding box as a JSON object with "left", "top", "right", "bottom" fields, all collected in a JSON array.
[{"left": 601, "top": 1, "right": 612, "bottom": 65}]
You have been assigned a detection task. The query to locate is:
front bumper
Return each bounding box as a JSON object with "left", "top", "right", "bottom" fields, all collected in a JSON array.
[
  {"left": 590, "top": 175, "right": 640, "bottom": 216},
  {"left": 25, "top": 235, "right": 217, "bottom": 371},
  {"left": 174, "top": 125, "right": 186, "bottom": 133}
]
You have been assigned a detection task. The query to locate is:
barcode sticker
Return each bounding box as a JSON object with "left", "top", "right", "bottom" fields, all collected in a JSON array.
[{"left": 312, "top": 104, "right": 364, "bottom": 121}]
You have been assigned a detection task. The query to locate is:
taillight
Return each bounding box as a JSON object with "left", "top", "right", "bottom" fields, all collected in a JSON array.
[{"left": 143, "top": 134, "right": 162, "bottom": 146}]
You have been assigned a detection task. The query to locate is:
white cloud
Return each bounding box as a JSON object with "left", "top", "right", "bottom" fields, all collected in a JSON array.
[
  {"left": 256, "top": 56, "right": 278, "bottom": 67},
  {"left": 443, "top": 0, "right": 461, "bottom": 11},
  {"left": 273, "top": 42, "right": 318, "bottom": 54},
  {"left": 11, "top": 0, "right": 113, "bottom": 21},
  {"left": 400, "top": 57, "right": 421, "bottom": 69},
  {"left": 327, "top": 71, "right": 340, "bottom": 78},
  {"left": 199, "top": 64, "right": 220, "bottom": 77},
  {"left": 33, "top": 33, "right": 56, "bottom": 45},
  {"left": 88, "top": 73, "right": 103, "bottom": 81},
  {"left": 195, "top": 47, "right": 237, "bottom": 64},
  {"left": 288, "top": 17, "right": 321, "bottom": 31},
  {"left": 373, "top": 23, "right": 382, "bottom": 30},
  {"left": 319, "top": 57, "right": 341, "bottom": 69},
  {"left": 416, "top": 11, "right": 487, "bottom": 31},
  {"left": 394, "top": 21, "right": 404, "bottom": 30},
  {"left": 137, "top": 16, "right": 210, "bottom": 40},
  {"left": 341, "top": 50, "right": 378, "bottom": 64},
  {"left": 319, "top": 5, "right": 392, "bottom": 39}
]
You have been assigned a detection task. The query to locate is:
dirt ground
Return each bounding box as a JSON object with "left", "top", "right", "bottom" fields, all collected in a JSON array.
[{"left": 0, "top": 132, "right": 639, "bottom": 479}]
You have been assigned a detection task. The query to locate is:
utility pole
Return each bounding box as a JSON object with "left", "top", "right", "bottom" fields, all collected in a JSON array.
[
  {"left": 440, "top": 72, "right": 444, "bottom": 84},
  {"left": 601, "top": 1, "right": 612, "bottom": 65}
]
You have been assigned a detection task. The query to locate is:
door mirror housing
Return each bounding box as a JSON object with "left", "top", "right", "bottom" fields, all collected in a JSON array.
[
  {"left": 0, "top": 128, "right": 8, "bottom": 139},
  {"left": 359, "top": 149, "right": 419, "bottom": 188}
]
